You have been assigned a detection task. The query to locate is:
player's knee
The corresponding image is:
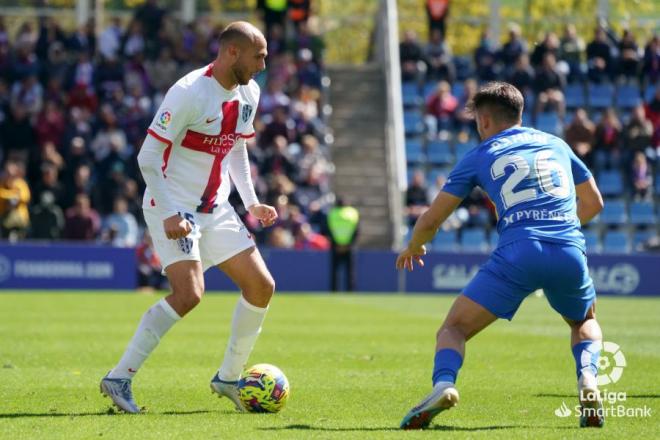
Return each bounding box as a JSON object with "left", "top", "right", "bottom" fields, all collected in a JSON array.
[
  {"left": 437, "top": 320, "right": 469, "bottom": 340},
  {"left": 258, "top": 274, "right": 275, "bottom": 297}
]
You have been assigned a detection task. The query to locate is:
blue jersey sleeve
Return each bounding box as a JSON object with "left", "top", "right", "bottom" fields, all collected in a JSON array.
[
  {"left": 565, "top": 143, "right": 592, "bottom": 184},
  {"left": 442, "top": 149, "right": 478, "bottom": 198}
]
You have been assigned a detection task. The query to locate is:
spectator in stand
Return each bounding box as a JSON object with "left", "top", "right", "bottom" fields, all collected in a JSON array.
[
  {"left": 533, "top": 52, "right": 566, "bottom": 119},
  {"left": 262, "top": 135, "right": 298, "bottom": 178},
  {"left": 0, "top": 160, "right": 30, "bottom": 240},
  {"left": 564, "top": 108, "right": 596, "bottom": 167},
  {"left": 11, "top": 73, "right": 43, "bottom": 118},
  {"left": 296, "top": 48, "right": 322, "bottom": 88},
  {"left": 63, "top": 193, "right": 99, "bottom": 240},
  {"left": 498, "top": 23, "right": 528, "bottom": 76},
  {"left": 257, "top": 0, "right": 288, "bottom": 40},
  {"left": 31, "top": 162, "right": 65, "bottom": 208},
  {"left": 28, "top": 191, "right": 64, "bottom": 240},
  {"left": 593, "top": 108, "right": 622, "bottom": 169},
  {"left": 474, "top": 30, "right": 498, "bottom": 82},
  {"left": 133, "top": 0, "right": 165, "bottom": 51},
  {"left": 508, "top": 54, "right": 535, "bottom": 99},
  {"left": 618, "top": 29, "right": 641, "bottom": 81},
  {"left": 35, "top": 100, "right": 66, "bottom": 148},
  {"left": 0, "top": 104, "right": 36, "bottom": 162},
  {"left": 67, "top": 21, "right": 95, "bottom": 55},
  {"left": 400, "top": 30, "right": 426, "bottom": 82},
  {"left": 136, "top": 231, "right": 166, "bottom": 290},
  {"left": 61, "top": 163, "right": 96, "bottom": 210},
  {"left": 624, "top": 104, "right": 654, "bottom": 152},
  {"left": 294, "top": 222, "right": 330, "bottom": 250},
  {"left": 260, "top": 80, "right": 291, "bottom": 116},
  {"left": 427, "top": 173, "right": 447, "bottom": 202},
  {"left": 425, "top": 28, "right": 455, "bottom": 83},
  {"left": 406, "top": 170, "right": 429, "bottom": 226},
  {"left": 426, "top": 0, "right": 450, "bottom": 39},
  {"left": 586, "top": 26, "right": 613, "bottom": 83},
  {"left": 98, "top": 17, "right": 123, "bottom": 61},
  {"left": 454, "top": 78, "right": 478, "bottom": 134},
  {"left": 102, "top": 196, "right": 139, "bottom": 247},
  {"left": 426, "top": 80, "right": 458, "bottom": 134},
  {"left": 268, "top": 225, "right": 295, "bottom": 249},
  {"left": 146, "top": 47, "right": 179, "bottom": 94},
  {"left": 642, "top": 34, "right": 660, "bottom": 86},
  {"left": 261, "top": 106, "right": 295, "bottom": 147},
  {"left": 530, "top": 31, "right": 560, "bottom": 68},
  {"left": 645, "top": 87, "right": 660, "bottom": 129},
  {"left": 631, "top": 151, "right": 653, "bottom": 200},
  {"left": 288, "top": 0, "right": 312, "bottom": 32},
  {"left": 35, "top": 16, "right": 66, "bottom": 62}
]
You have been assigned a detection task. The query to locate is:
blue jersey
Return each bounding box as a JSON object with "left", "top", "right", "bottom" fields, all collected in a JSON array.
[{"left": 442, "top": 126, "right": 592, "bottom": 250}]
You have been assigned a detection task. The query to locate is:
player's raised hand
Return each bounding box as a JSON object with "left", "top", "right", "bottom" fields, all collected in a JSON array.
[
  {"left": 248, "top": 204, "right": 278, "bottom": 227},
  {"left": 395, "top": 244, "right": 426, "bottom": 272},
  {"left": 163, "top": 214, "right": 192, "bottom": 240}
]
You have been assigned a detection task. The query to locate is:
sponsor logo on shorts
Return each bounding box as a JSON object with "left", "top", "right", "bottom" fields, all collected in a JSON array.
[{"left": 177, "top": 237, "right": 193, "bottom": 255}]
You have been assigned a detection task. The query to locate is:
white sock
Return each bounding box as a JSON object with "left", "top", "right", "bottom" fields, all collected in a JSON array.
[
  {"left": 108, "top": 298, "right": 181, "bottom": 379},
  {"left": 217, "top": 296, "right": 268, "bottom": 382}
]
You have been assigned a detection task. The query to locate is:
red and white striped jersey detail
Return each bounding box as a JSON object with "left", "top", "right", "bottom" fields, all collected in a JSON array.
[{"left": 143, "top": 64, "right": 260, "bottom": 214}]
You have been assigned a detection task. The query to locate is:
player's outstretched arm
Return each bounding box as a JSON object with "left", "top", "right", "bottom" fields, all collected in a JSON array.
[
  {"left": 396, "top": 191, "right": 463, "bottom": 271},
  {"left": 575, "top": 177, "right": 604, "bottom": 225}
]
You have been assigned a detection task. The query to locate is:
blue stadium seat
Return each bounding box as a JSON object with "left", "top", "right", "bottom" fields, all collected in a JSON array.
[
  {"left": 615, "top": 84, "right": 641, "bottom": 109},
  {"left": 405, "top": 139, "right": 425, "bottom": 164},
  {"left": 404, "top": 111, "right": 425, "bottom": 136},
  {"left": 427, "top": 166, "right": 451, "bottom": 184},
  {"left": 451, "top": 82, "right": 465, "bottom": 99},
  {"left": 644, "top": 84, "right": 656, "bottom": 102},
  {"left": 536, "top": 112, "right": 562, "bottom": 135},
  {"left": 402, "top": 82, "right": 422, "bottom": 107},
  {"left": 427, "top": 140, "right": 454, "bottom": 165},
  {"left": 597, "top": 170, "right": 624, "bottom": 197},
  {"left": 521, "top": 111, "right": 533, "bottom": 127},
  {"left": 454, "top": 141, "right": 477, "bottom": 160},
  {"left": 422, "top": 82, "right": 437, "bottom": 99},
  {"left": 461, "top": 229, "right": 488, "bottom": 252},
  {"left": 587, "top": 82, "right": 614, "bottom": 109},
  {"left": 603, "top": 231, "right": 631, "bottom": 254},
  {"left": 432, "top": 230, "right": 458, "bottom": 252},
  {"left": 599, "top": 199, "right": 627, "bottom": 226},
  {"left": 629, "top": 201, "right": 657, "bottom": 226},
  {"left": 655, "top": 173, "right": 660, "bottom": 194},
  {"left": 565, "top": 83, "right": 586, "bottom": 108},
  {"left": 582, "top": 230, "right": 601, "bottom": 253},
  {"left": 633, "top": 230, "right": 655, "bottom": 249}
]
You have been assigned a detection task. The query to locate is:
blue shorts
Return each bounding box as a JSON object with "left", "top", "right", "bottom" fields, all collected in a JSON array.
[{"left": 463, "top": 240, "right": 596, "bottom": 321}]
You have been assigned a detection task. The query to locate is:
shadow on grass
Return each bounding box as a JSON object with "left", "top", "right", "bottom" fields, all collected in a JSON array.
[
  {"left": 0, "top": 409, "right": 231, "bottom": 418},
  {"left": 535, "top": 393, "right": 660, "bottom": 399},
  {"left": 259, "top": 424, "right": 524, "bottom": 432}
]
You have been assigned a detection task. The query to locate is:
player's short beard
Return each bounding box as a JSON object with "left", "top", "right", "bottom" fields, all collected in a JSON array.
[{"left": 232, "top": 65, "right": 250, "bottom": 85}]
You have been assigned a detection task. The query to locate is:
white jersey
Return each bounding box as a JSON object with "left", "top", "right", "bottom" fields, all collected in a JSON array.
[{"left": 144, "top": 63, "right": 260, "bottom": 214}]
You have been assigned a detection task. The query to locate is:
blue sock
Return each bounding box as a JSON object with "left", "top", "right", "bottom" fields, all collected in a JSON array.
[
  {"left": 571, "top": 340, "right": 600, "bottom": 379},
  {"left": 432, "top": 348, "right": 463, "bottom": 385}
]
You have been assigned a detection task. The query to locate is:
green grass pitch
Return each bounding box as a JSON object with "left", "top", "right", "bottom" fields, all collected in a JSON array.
[{"left": 0, "top": 292, "right": 658, "bottom": 439}]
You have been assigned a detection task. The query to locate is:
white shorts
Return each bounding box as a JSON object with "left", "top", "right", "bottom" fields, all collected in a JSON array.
[{"left": 143, "top": 203, "right": 255, "bottom": 272}]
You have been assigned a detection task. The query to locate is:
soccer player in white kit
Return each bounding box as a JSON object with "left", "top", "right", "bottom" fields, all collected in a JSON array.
[{"left": 100, "top": 22, "right": 278, "bottom": 413}]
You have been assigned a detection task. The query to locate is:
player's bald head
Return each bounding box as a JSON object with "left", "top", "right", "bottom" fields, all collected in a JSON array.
[{"left": 219, "top": 21, "right": 266, "bottom": 49}]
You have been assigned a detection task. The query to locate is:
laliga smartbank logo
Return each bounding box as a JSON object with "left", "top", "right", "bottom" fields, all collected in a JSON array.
[{"left": 553, "top": 342, "right": 653, "bottom": 419}]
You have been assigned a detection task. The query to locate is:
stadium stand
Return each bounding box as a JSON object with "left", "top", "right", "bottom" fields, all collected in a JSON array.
[
  {"left": 0, "top": 8, "right": 333, "bottom": 254},
  {"left": 401, "top": 23, "right": 660, "bottom": 254}
]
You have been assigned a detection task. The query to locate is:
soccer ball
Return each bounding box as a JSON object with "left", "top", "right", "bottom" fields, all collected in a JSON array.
[{"left": 238, "top": 363, "right": 290, "bottom": 413}]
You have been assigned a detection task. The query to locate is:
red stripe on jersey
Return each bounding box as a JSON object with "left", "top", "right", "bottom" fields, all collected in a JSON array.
[
  {"left": 147, "top": 128, "right": 174, "bottom": 177},
  {"left": 196, "top": 100, "right": 240, "bottom": 213},
  {"left": 150, "top": 198, "right": 155, "bottom": 207},
  {"left": 238, "top": 132, "right": 256, "bottom": 139},
  {"left": 204, "top": 63, "right": 214, "bottom": 77}
]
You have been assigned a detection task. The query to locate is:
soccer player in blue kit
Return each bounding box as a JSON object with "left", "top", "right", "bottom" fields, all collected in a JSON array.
[{"left": 396, "top": 82, "right": 606, "bottom": 429}]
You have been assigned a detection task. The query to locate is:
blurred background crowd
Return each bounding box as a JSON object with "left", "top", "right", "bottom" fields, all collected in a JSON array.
[
  {"left": 401, "top": 10, "right": 660, "bottom": 253},
  {"left": 0, "top": 0, "right": 335, "bottom": 269}
]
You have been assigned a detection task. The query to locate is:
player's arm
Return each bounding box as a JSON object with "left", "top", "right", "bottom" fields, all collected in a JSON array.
[
  {"left": 396, "top": 191, "right": 463, "bottom": 272},
  {"left": 137, "top": 135, "right": 191, "bottom": 239},
  {"left": 575, "top": 177, "right": 604, "bottom": 225},
  {"left": 139, "top": 84, "right": 195, "bottom": 239},
  {"left": 227, "top": 138, "right": 277, "bottom": 227}
]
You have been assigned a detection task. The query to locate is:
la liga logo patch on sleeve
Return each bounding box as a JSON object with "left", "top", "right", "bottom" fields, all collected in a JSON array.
[{"left": 156, "top": 109, "right": 172, "bottom": 130}]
